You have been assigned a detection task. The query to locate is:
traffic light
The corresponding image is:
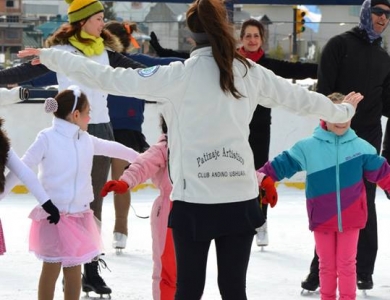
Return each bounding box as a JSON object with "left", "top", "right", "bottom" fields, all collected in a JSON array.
[{"left": 296, "top": 9, "right": 306, "bottom": 34}]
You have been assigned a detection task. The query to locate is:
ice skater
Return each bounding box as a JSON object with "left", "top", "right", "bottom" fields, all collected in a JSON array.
[
  {"left": 1, "top": 86, "right": 139, "bottom": 300},
  {"left": 258, "top": 93, "right": 390, "bottom": 300}
]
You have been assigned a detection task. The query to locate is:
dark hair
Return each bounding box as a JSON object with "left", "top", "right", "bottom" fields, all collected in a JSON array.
[
  {"left": 160, "top": 114, "right": 168, "bottom": 134},
  {"left": 46, "top": 22, "right": 111, "bottom": 47},
  {"left": 104, "top": 21, "right": 138, "bottom": 52},
  {"left": 186, "top": 0, "right": 251, "bottom": 99},
  {"left": 0, "top": 118, "right": 10, "bottom": 193},
  {"left": 240, "top": 19, "right": 265, "bottom": 43},
  {"left": 54, "top": 89, "right": 89, "bottom": 119}
]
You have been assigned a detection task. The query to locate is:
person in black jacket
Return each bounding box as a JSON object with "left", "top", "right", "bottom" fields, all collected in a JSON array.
[
  {"left": 149, "top": 18, "right": 318, "bottom": 248},
  {"left": 301, "top": 0, "right": 390, "bottom": 293}
]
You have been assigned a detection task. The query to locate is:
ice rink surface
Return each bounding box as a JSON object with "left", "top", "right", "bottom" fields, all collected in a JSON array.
[{"left": 1, "top": 185, "right": 390, "bottom": 299}]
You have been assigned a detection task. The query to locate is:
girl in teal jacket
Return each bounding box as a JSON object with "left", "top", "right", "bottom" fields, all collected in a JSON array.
[{"left": 259, "top": 93, "right": 390, "bottom": 300}]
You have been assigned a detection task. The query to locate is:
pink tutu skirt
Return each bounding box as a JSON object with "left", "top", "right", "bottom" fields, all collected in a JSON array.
[
  {"left": 28, "top": 207, "right": 103, "bottom": 267},
  {"left": 0, "top": 219, "right": 6, "bottom": 255}
]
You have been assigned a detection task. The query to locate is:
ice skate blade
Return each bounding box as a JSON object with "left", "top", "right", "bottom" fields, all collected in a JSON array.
[
  {"left": 361, "top": 290, "right": 368, "bottom": 298},
  {"left": 82, "top": 291, "right": 112, "bottom": 299},
  {"left": 300, "top": 289, "right": 319, "bottom": 296},
  {"left": 115, "top": 248, "right": 124, "bottom": 255}
]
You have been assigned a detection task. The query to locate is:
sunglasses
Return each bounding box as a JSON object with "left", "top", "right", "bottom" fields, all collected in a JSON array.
[{"left": 371, "top": 7, "right": 390, "bottom": 19}]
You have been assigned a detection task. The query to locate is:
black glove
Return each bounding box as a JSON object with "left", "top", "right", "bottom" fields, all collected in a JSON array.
[
  {"left": 385, "top": 190, "right": 390, "bottom": 200},
  {"left": 19, "top": 87, "right": 29, "bottom": 101},
  {"left": 149, "top": 31, "right": 165, "bottom": 55},
  {"left": 42, "top": 200, "right": 60, "bottom": 225},
  {"left": 149, "top": 31, "right": 189, "bottom": 59}
]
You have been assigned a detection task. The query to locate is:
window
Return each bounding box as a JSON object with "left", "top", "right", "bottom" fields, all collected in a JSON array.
[
  {"left": 6, "top": 1, "right": 15, "bottom": 8},
  {"left": 5, "top": 29, "right": 19, "bottom": 40},
  {"left": 6, "top": 16, "right": 20, "bottom": 23}
]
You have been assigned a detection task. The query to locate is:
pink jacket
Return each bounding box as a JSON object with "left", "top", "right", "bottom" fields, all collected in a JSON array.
[
  {"left": 120, "top": 134, "right": 171, "bottom": 196},
  {"left": 120, "top": 134, "right": 176, "bottom": 300}
]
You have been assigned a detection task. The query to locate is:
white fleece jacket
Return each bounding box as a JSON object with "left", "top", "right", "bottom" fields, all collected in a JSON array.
[
  {"left": 3, "top": 117, "right": 138, "bottom": 213},
  {"left": 38, "top": 47, "right": 355, "bottom": 205}
]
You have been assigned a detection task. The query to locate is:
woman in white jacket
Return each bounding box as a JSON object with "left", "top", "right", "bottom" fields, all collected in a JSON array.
[{"left": 17, "top": 0, "right": 363, "bottom": 298}]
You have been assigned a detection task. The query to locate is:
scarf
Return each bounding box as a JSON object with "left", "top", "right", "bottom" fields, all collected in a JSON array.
[
  {"left": 359, "top": 0, "right": 383, "bottom": 42},
  {"left": 69, "top": 30, "right": 105, "bottom": 57},
  {"left": 238, "top": 46, "right": 264, "bottom": 62}
]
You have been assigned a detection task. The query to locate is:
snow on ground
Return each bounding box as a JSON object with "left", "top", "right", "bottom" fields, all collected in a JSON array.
[{"left": 1, "top": 185, "right": 390, "bottom": 299}]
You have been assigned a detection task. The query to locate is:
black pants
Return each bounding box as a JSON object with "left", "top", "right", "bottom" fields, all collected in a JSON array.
[
  {"left": 249, "top": 108, "right": 271, "bottom": 220},
  {"left": 173, "top": 229, "right": 254, "bottom": 300}
]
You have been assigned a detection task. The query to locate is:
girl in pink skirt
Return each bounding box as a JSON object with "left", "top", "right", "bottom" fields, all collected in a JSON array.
[
  {"left": 2, "top": 86, "right": 139, "bottom": 300},
  {"left": 1, "top": 90, "right": 62, "bottom": 257}
]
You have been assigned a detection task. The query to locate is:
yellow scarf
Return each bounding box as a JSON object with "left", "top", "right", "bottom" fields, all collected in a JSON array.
[{"left": 69, "top": 31, "right": 105, "bottom": 57}]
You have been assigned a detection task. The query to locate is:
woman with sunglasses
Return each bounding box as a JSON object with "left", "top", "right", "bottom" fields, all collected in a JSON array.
[{"left": 301, "top": 0, "right": 390, "bottom": 295}]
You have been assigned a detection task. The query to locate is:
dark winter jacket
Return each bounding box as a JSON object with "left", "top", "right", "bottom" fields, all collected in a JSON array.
[{"left": 317, "top": 26, "right": 390, "bottom": 150}]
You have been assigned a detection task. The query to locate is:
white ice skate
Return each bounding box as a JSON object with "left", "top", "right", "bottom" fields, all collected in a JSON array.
[
  {"left": 256, "top": 221, "right": 268, "bottom": 250},
  {"left": 112, "top": 232, "right": 127, "bottom": 254}
]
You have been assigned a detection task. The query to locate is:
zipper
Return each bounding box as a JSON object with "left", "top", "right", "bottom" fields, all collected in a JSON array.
[{"left": 335, "top": 137, "right": 343, "bottom": 232}]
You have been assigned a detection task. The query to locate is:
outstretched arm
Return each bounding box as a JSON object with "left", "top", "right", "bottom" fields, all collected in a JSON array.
[
  {"left": 150, "top": 32, "right": 190, "bottom": 59},
  {"left": 1, "top": 149, "right": 49, "bottom": 204},
  {"left": 101, "top": 139, "right": 167, "bottom": 197},
  {"left": 0, "top": 61, "right": 50, "bottom": 84}
]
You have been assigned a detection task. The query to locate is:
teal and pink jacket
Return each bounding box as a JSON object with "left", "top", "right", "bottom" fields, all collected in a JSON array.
[{"left": 258, "top": 125, "right": 390, "bottom": 232}]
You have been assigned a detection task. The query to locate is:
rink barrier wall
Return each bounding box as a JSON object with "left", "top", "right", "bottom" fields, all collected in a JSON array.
[
  {"left": 11, "top": 181, "right": 304, "bottom": 194},
  {"left": 4, "top": 96, "right": 386, "bottom": 195}
]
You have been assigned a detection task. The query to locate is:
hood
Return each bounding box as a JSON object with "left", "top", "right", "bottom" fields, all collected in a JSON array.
[
  {"left": 312, "top": 125, "right": 358, "bottom": 144},
  {"left": 349, "top": 26, "right": 383, "bottom": 45}
]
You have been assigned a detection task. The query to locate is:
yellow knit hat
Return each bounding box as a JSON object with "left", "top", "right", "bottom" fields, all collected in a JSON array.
[{"left": 65, "top": 0, "right": 104, "bottom": 24}]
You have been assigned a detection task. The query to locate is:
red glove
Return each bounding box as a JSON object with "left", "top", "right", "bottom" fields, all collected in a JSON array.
[
  {"left": 101, "top": 180, "right": 129, "bottom": 197},
  {"left": 260, "top": 176, "right": 278, "bottom": 208}
]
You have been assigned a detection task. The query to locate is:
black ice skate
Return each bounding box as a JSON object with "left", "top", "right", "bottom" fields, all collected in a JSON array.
[
  {"left": 82, "top": 257, "right": 112, "bottom": 299},
  {"left": 300, "top": 272, "right": 320, "bottom": 295},
  {"left": 357, "top": 273, "right": 373, "bottom": 297}
]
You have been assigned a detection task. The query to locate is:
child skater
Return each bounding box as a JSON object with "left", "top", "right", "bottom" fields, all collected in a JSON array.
[
  {"left": 258, "top": 93, "right": 390, "bottom": 300},
  {"left": 101, "top": 115, "right": 175, "bottom": 300},
  {"left": 1, "top": 86, "right": 139, "bottom": 300}
]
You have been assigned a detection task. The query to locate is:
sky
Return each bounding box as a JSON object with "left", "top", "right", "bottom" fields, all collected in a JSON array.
[{"left": 1, "top": 185, "right": 390, "bottom": 299}]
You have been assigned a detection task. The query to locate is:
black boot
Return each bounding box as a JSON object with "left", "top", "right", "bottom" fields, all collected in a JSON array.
[
  {"left": 82, "top": 257, "right": 112, "bottom": 297},
  {"left": 301, "top": 272, "right": 320, "bottom": 291},
  {"left": 357, "top": 273, "right": 373, "bottom": 290}
]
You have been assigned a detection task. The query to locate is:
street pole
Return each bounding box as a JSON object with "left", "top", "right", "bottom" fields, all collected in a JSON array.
[{"left": 292, "top": 6, "right": 298, "bottom": 60}]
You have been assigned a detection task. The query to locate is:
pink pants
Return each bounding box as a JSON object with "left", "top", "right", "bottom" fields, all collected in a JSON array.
[{"left": 314, "top": 229, "right": 359, "bottom": 300}]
